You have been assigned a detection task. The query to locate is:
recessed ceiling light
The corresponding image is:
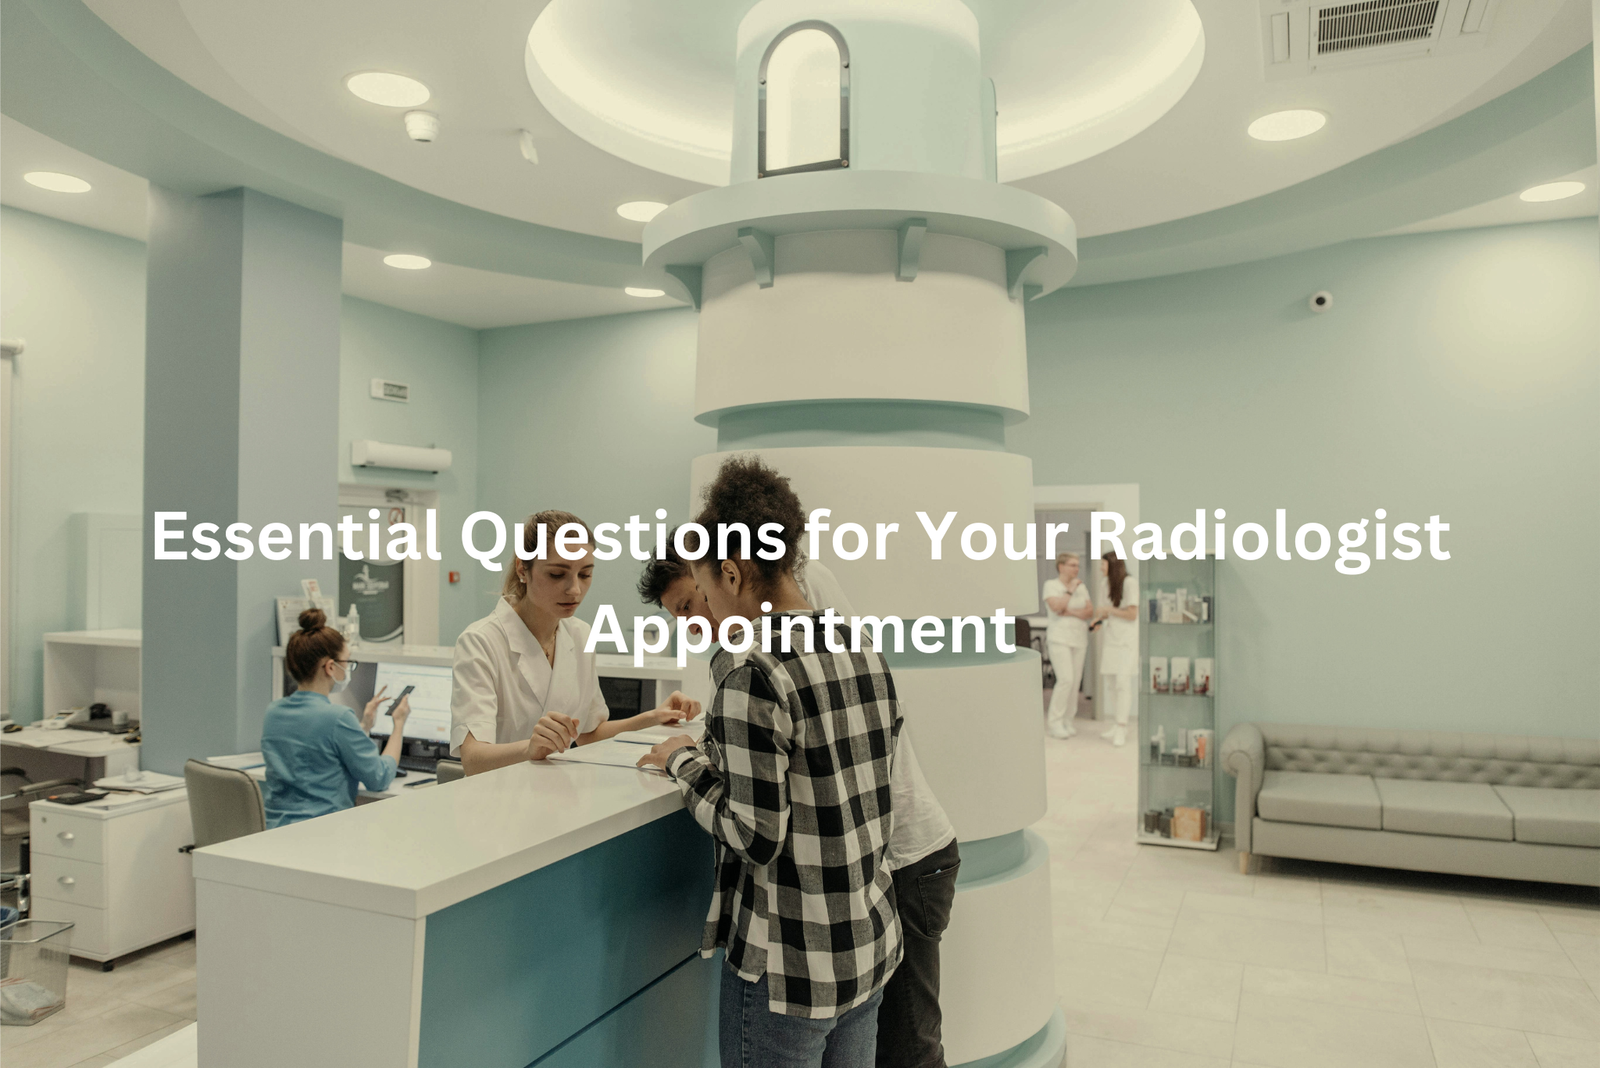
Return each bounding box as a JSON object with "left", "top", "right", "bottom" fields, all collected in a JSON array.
[
  {"left": 616, "top": 201, "right": 668, "bottom": 223},
  {"left": 346, "top": 72, "right": 431, "bottom": 108},
  {"left": 383, "top": 254, "right": 432, "bottom": 270},
  {"left": 1519, "top": 181, "right": 1585, "bottom": 203},
  {"left": 1247, "top": 109, "right": 1327, "bottom": 142},
  {"left": 23, "top": 171, "right": 91, "bottom": 193},
  {"left": 625, "top": 287, "right": 665, "bottom": 298}
]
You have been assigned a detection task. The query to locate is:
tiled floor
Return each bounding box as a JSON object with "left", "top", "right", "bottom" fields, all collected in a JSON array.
[
  {"left": 5, "top": 715, "right": 1597, "bottom": 1067},
  {"left": 0, "top": 935, "right": 195, "bottom": 1067},
  {"left": 1034, "top": 719, "right": 1600, "bottom": 1068}
]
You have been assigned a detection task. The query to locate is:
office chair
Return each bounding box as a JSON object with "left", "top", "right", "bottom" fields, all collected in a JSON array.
[
  {"left": 182, "top": 760, "right": 266, "bottom": 851},
  {"left": 435, "top": 759, "right": 464, "bottom": 785},
  {"left": 1, "top": 768, "right": 83, "bottom": 916}
]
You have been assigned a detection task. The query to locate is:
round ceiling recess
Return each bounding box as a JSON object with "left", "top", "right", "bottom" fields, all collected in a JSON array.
[{"left": 524, "top": 0, "right": 1204, "bottom": 185}]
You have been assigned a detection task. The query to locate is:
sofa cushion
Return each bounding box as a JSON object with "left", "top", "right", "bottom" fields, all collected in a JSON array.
[
  {"left": 1492, "top": 786, "right": 1600, "bottom": 848},
  {"left": 1258, "top": 771, "right": 1381, "bottom": 830},
  {"left": 1374, "top": 778, "right": 1512, "bottom": 841}
]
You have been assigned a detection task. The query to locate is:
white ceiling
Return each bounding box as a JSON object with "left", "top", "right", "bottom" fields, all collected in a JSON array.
[
  {"left": 77, "top": 0, "right": 1593, "bottom": 242},
  {"left": 0, "top": 116, "right": 681, "bottom": 329},
  {"left": 4, "top": 108, "right": 1592, "bottom": 328},
  {"left": 1380, "top": 164, "right": 1598, "bottom": 236}
]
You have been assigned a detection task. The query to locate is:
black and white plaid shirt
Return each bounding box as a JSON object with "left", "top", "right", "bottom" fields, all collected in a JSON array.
[{"left": 666, "top": 612, "right": 903, "bottom": 1019}]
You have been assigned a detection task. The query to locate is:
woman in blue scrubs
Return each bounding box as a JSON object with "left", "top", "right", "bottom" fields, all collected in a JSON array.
[{"left": 261, "top": 608, "right": 411, "bottom": 828}]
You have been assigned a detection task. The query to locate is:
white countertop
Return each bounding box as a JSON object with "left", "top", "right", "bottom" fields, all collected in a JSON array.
[
  {"left": 43, "top": 629, "right": 141, "bottom": 648},
  {"left": 191, "top": 758, "right": 685, "bottom": 920},
  {"left": 2, "top": 726, "right": 140, "bottom": 755}
]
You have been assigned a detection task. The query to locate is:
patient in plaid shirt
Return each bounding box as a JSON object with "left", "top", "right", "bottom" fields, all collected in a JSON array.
[{"left": 637, "top": 456, "right": 902, "bottom": 1068}]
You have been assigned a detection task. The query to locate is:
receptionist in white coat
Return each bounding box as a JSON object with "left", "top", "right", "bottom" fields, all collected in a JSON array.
[{"left": 451, "top": 510, "right": 700, "bottom": 776}]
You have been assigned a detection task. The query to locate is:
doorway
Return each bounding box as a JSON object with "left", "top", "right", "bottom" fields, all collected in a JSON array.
[{"left": 335, "top": 485, "right": 441, "bottom": 647}]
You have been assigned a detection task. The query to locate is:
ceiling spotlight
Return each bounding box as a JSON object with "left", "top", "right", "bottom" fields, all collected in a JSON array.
[
  {"left": 1519, "top": 181, "right": 1585, "bottom": 203},
  {"left": 616, "top": 201, "right": 668, "bottom": 222},
  {"left": 625, "top": 287, "right": 665, "bottom": 298},
  {"left": 383, "top": 254, "right": 432, "bottom": 270},
  {"left": 1247, "top": 109, "right": 1327, "bottom": 142},
  {"left": 346, "top": 72, "right": 431, "bottom": 108},
  {"left": 23, "top": 171, "right": 91, "bottom": 193}
]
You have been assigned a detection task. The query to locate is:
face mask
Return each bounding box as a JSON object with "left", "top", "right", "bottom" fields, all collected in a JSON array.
[{"left": 329, "top": 662, "right": 350, "bottom": 694}]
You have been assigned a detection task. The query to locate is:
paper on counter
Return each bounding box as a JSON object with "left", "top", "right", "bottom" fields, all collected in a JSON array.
[
  {"left": 1, "top": 728, "right": 106, "bottom": 748},
  {"left": 613, "top": 719, "right": 706, "bottom": 746},
  {"left": 93, "top": 770, "right": 185, "bottom": 793},
  {"left": 547, "top": 738, "right": 668, "bottom": 773}
]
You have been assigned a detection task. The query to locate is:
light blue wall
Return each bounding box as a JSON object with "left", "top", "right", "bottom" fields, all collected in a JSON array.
[
  {"left": 1, "top": 210, "right": 485, "bottom": 720},
  {"left": 339, "top": 297, "right": 481, "bottom": 643},
  {"left": 475, "top": 309, "right": 714, "bottom": 625},
  {"left": 1013, "top": 220, "right": 1600, "bottom": 800},
  {"left": 1, "top": 207, "right": 146, "bottom": 722}
]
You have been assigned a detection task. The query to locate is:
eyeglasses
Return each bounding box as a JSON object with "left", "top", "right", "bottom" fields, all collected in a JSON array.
[{"left": 337, "top": 659, "right": 361, "bottom": 673}]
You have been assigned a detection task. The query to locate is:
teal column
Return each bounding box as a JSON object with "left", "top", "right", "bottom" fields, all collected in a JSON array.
[{"left": 141, "top": 187, "right": 343, "bottom": 773}]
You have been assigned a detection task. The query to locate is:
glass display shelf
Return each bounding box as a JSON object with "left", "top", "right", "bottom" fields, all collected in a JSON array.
[{"left": 1136, "top": 554, "right": 1220, "bottom": 850}]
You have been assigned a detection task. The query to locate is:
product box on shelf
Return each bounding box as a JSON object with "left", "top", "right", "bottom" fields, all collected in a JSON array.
[
  {"left": 1193, "top": 657, "right": 1214, "bottom": 695},
  {"left": 1149, "top": 657, "right": 1169, "bottom": 693},
  {"left": 1170, "top": 656, "right": 1190, "bottom": 694}
]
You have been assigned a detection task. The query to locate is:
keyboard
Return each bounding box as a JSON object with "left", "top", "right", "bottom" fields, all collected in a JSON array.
[{"left": 398, "top": 755, "right": 439, "bottom": 773}]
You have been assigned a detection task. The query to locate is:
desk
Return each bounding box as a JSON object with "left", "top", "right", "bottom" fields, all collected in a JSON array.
[
  {"left": 218, "top": 752, "right": 421, "bottom": 801},
  {"left": 2, "top": 726, "right": 141, "bottom": 784},
  {"left": 193, "top": 758, "right": 715, "bottom": 1068}
]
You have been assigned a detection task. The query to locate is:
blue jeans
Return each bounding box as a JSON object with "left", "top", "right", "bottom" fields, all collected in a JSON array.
[{"left": 719, "top": 961, "right": 886, "bottom": 1068}]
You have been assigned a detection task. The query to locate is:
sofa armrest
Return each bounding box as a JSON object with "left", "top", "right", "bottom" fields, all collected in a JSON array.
[{"left": 1221, "top": 723, "right": 1265, "bottom": 853}]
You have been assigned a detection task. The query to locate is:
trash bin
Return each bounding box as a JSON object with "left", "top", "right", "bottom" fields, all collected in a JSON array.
[{"left": 0, "top": 918, "right": 74, "bottom": 1026}]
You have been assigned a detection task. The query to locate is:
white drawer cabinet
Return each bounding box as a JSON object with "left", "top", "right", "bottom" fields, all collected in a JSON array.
[{"left": 29, "top": 791, "right": 196, "bottom": 966}]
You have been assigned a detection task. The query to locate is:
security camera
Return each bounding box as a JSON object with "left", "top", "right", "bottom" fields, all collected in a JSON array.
[
  {"left": 1308, "top": 290, "right": 1333, "bottom": 313},
  {"left": 404, "top": 110, "right": 439, "bottom": 142}
]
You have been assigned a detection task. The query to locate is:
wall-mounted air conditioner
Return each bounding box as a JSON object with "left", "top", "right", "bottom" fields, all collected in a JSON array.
[
  {"left": 1261, "top": 0, "right": 1499, "bottom": 79},
  {"left": 351, "top": 440, "right": 452, "bottom": 473}
]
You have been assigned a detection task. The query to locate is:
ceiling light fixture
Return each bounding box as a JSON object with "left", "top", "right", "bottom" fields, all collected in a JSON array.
[
  {"left": 346, "top": 72, "right": 431, "bottom": 108},
  {"left": 1519, "top": 181, "right": 1585, "bottom": 203},
  {"left": 383, "top": 254, "right": 432, "bottom": 270},
  {"left": 23, "top": 171, "right": 91, "bottom": 193},
  {"left": 625, "top": 287, "right": 665, "bottom": 298},
  {"left": 1247, "top": 109, "right": 1327, "bottom": 142},
  {"left": 616, "top": 201, "right": 668, "bottom": 222}
]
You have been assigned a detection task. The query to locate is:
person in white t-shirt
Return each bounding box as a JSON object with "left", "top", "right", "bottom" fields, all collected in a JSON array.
[
  {"left": 1041, "top": 552, "right": 1093, "bottom": 739},
  {"left": 638, "top": 536, "right": 960, "bottom": 1068},
  {"left": 1093, "top": 552, "right": 1140, "bottom": 748}
]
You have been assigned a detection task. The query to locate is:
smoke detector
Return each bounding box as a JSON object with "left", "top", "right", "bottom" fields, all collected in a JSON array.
[{"left": 1260, "top": 0, "right": 1499, "bottom": 79}]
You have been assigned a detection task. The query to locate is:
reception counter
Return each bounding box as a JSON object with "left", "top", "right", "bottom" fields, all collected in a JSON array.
[{"left": 192, "top": 758, "right": 716, "bottom": 1068}]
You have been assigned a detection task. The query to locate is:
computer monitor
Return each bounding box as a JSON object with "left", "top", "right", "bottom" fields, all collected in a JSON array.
[{"left": 370, "top": 662, "right": 453, "bottom": 745}]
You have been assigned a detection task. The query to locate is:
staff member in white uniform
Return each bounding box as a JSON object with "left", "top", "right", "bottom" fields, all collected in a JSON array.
[
  {"left": 1093, "top": 551, "right": 1140, "bottom": 748},
  {"left": 451, "top": 510, "right": 699, "bottom": 776},
  {"left": 1042, "top": 551, "right": 1093, "bottom": 739}
]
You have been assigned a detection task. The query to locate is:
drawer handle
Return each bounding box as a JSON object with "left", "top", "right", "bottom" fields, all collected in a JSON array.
[
  {"left": 58, "top": 876, "right": 76, "bottom": 886},
  {"left": 58, "top": 832, "right": 75, "bottom": 841}
]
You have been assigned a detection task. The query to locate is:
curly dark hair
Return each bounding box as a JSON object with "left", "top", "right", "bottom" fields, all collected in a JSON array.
[
  {"left": 637, "top": 529, "right": 690, "bottom": 605},
  {"left": 694, "top": 455, "right": 804, "bottom": 592}
]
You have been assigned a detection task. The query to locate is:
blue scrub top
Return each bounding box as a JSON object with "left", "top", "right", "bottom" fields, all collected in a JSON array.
[{"left": 260, "top": 690, "right": 397, "bottom": 828}]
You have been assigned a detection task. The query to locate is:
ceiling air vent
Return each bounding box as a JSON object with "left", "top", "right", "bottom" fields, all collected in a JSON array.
[
  {"left": 1261, "top": 0, "right": 1497, "bottom": 79},
  {"left": 1316, "top": 0, "right": 1440, "bottom": 55}
]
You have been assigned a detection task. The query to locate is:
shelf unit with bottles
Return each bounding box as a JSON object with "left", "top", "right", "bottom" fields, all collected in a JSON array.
[{"left": 1136, "top": 555, "right": 1219, "bottom": 850}]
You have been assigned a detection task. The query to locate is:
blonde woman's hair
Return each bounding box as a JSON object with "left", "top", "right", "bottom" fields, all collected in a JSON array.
[
  {"left": 502, "top": 510, "right": 592, "bottom": 599},
  {"left": 1056, "top": 551, "right": 1080, "bottom": 567}
]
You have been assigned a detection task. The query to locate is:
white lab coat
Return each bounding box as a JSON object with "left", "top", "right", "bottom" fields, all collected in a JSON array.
[{"left": 449, "top": 597, "right": 609, "bottom": 754}]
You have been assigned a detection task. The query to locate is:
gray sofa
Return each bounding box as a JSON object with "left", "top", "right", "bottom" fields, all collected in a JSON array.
[{"left": 1221, "top": 723, "right": 1600, "bottom": 886}]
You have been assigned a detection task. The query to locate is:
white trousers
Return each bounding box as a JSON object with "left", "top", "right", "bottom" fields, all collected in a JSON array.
[
  {"left": 1099, "top": 673, "right": 1134, "bottom": 727},
  {"left": 1046, "top": 640, "right": 1087, "bottom": 729}
]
